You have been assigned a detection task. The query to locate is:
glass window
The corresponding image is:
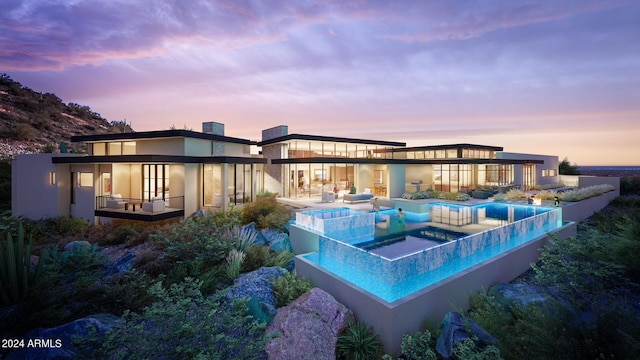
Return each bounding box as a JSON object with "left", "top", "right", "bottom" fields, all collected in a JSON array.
[
  {"left": 108, "top": 142, "right": 121, "bottom": 155},
  {"left": 122, "top": 141, "right": 136, "bottom": 155},
  {"left": 447, "top": 149, "right": 458, "bottom": 158},
  {"left": 93, "top": 143, "right": 106, "bottom": 156},
  {"left": 78, "top": 172, "right": 93, "bottom": 187}
]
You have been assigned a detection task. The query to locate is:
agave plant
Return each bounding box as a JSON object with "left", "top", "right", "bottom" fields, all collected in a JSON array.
[{"left": 0, "top": 223, "right": 45, "bottom": 305}]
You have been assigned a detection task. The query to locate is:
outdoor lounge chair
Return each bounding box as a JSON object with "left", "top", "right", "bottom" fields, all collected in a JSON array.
[{"left": 343, "top": 188, "right": 374, "bottom": 203}]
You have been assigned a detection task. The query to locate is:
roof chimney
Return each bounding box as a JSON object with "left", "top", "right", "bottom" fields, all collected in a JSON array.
[
  {"left": 202, "top": 122, "right": 224, "bottom": 136},
  {"left": 262, "top": 125, "right": 288, "bottom": 141}
]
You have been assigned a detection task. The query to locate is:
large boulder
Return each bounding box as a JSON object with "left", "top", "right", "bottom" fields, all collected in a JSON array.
[
  {"left": 436, "top": 312, "right": 498, "bottom": 360},
  {"left": 6, "top": 313, "right": 119, "bottom": 360},
  {"left": 265, "top": 288, "right": 354, "bottom": 360},
  {"left": 261, "top": 228, "right": 293, "bottom": 253},
  {"left": 63, "top": 240, "right": 91, "bottom": 252},
  {"left": 241, "top": 222, "right": 269, "bottom": 246}
]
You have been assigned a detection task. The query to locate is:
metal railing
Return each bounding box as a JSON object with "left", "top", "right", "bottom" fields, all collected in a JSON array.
[{"left": 96, "top": 195, "right": 184, "bottom": 214}]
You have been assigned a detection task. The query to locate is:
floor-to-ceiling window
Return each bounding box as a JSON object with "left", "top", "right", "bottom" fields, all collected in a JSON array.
[
  {"left": 142, "top": 164, "right": 169, "bottom": 201},
  {"left": 203, "top": 164, "right": 223, "bottom": 207},
  {"left": 523, "top": 164, "right": 535, "bottom": 190}
]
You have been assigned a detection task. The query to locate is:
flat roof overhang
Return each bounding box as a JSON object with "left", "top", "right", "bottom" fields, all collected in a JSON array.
[
  {"left": 271, "top": 157, "right": 544, "bottom": 165},
  {"left": 72, "top": 129, "right": 256, "bottom": 145},
  {"left": 52, "top": 155, "right": 268, "bottom": 165},
  {"left": 392, "top": 143, "right": 504, "bottom": 152},
  {"left": 258, "top": 134, "right": 406, "bottom": 147}
]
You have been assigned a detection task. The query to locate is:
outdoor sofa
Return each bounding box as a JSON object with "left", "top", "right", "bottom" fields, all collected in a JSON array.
[{"left": 343, "top": 188, "right": 374, "bottom": 203}]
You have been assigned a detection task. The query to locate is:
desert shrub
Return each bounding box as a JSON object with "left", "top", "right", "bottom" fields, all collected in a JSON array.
[
  {"left": 336, "top": 321, "right": 382, "bottom": 360},
  {"left": 610, "top": 214, "right": 640, "bottom": 278},
  {"left": 505, "top": 189, "right": 526, "bottom": 199},
  {"left": 151, "top": 218, "right": 234, "bottom": 292},
  {"left": 533, "top": 183, "right": 565, "bottom": 190},
  {"left": 453, "top": 337, "right": 502, "bottom": 360},
  {"left": 532, "top": 235, "right": 628, "bottom": 299},
  {"left": 241, "top": 197, "right": 291, "bottom": 231},
  {"left": 456, "top": 192, "right": 470, "bottom": 201},
  {"left": 256, "top": 189, "right": 276, "bottom": 198},
  {"left": 80, "top": 278, "right": 267, "bottom": 359},
  {"left": 559, "top": 184, "right": 615, "bottom": 202},
  {"left": 242, "top": 245, "right": 294, "bottom": 272},
  {"left": 466, "top": 291, "right": 574, "bottom": 360},
  {"left": 536, "top": 190, "right": 557, "bottom": 201},
  {"left": 16, "top": 244, "right": 108, "bottom": 330},
  {"left": 492, "top": 193, "right": 507, "bottom": 201},
  {"left": 206, "top": 206, "right": 242, "bottom": 229},
  {"left": 95, "top": 270, "right": 161, "bottom": 315},
  {"left": 42, "top": 216, "right": 89, "bottom": 235},
  {"left": 12, "top": 123, "right": 36, "bottom": 140},
  {"left": 399, "top": 330, "right": 436, "bottom": 360},
  {"left": 271, "top": 270, "right": 312, "bottom": 307},
  {"left": 225, "top": 249, "right": 245, "bottom": 281},
  {"left": 611, "top": 195, "right": 640, "bottom": 208},
  {"left": 621, "top": 175, "right": 640, "bottom": 195}
]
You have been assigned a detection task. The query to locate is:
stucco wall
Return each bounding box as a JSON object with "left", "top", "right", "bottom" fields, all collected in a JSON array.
[
  {"left": 497, "top": 152, "right": 560, "bottom": 186},
  {"left": 12, "top": 154, "right": 60, "bottom": 220},
  {"left": 295, "top": 222, "right": 577, "bottom": 355},
  {"left": 136, "top": 138, "right": 184, "bottom": 155}
]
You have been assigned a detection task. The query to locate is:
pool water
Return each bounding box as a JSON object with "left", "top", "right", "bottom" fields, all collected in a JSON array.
[{"left": 297, "top": 202, "right": 562, "bottom": 302}]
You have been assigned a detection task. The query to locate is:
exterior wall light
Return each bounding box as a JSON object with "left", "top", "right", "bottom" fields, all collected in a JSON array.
[{"left": 49, "top": 171, "right": 56, "bottom": 185}]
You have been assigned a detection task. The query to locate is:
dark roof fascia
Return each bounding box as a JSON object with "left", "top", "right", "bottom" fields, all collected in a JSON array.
[
  {"left": 52, "top": 155, "right": 267, "bottom": 164},
  {"left": 271, "top": 157, "right": 544, "bottom": 165},
  {"left": 257, "top": 133, "right": 406, "bottom": 147},
  {"left": 71, "top": 130, "right": 256, "bottom": 145},
  {"left": 391, "top": 143, "right": 504, "bottom": 152}
]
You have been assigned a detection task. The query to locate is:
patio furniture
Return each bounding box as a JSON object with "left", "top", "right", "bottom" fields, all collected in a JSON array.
[
  {"left": 142, "top": 196, "right": 165, "bottom": 212},
  {"left": 343, "top": 188, "right": 374, "bottom": 203},
  {"left": 107, "top": 194, "right": 126, "bottom": 209},
  {"left": 322, "top": 191, "right": 336, "bottom": 203}
]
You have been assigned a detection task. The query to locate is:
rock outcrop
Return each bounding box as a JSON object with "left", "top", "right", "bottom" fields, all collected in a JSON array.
[
  {"left": 6, "top": 313, "right": 119, "bottom": 360},
  {"left": 265, "top": 288, "right": 354, "bottom": 360},
  {"left": 436, "top": 311, "right": 498, "bottom": 360}
]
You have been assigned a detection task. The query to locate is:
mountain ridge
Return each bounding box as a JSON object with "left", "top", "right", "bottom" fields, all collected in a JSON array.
[{"left": 0, "top": 73, "right": 133, "bottom": 159}]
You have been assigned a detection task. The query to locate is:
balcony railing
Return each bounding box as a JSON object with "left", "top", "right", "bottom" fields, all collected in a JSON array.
[{"left": 95, "top": 195, "right": 185, "bottom": 221}]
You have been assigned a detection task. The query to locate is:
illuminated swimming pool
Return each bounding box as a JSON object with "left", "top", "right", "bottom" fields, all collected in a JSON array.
[{"left": 294, "top": 202, "right": 562, "bottom": 302}]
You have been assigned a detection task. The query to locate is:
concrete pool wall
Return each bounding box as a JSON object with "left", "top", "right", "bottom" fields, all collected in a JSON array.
[{"left": 295, "top": 221, "right": 577, "bottom": 355}]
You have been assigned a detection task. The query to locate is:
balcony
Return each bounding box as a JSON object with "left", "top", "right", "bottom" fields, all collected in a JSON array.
[{"left": 95, "top": 195, "right": 185, "bottom": 222}]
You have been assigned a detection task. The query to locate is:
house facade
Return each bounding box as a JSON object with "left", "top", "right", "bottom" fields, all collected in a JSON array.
[
  {"left": 12, "top": 123, "right": 559, "bottom": 224},
  {"left": 259, "top": 125, "right": 559, "bottom": 200},
  {"left": 12, "top": 122, "right": 267, "bottom": 224}
]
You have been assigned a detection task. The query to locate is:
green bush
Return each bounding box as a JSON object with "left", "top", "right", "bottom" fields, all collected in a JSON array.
[
  {"left": 242, "top": 245, "right": 295, "bottom": 273},
  {"left": 80, "top": 278, "right": 267, "bottom": 359},
  {"left": 241, "top": 197, "right": 292, "bottom": 231},
  {"left": 39, "top": 216, "right": 89, "bottom": 238},
  {"left": 271, "top": 270, "right": 312, "bottom": 307},
  {"left": 152, "top": 217, "right": 234, "bottom": 292},
  {"left": 621, "top": 175, "right": 640, "bottom": 195},
  {"left": 16, "top": 244, "right": 108, "bottom": 330},
  {"left": 399, "top": 330, "right": 436, "bottom": 360},
  {"left": 225, "top": 249, "right": 245, "bottom": 281},
  {"left": 611, "top": 195, "right": 640, "bottom": 208},
  {"left": 610, "top": 214, "right": 640, "bottom": 278},
  {"left": 336, "top": 321, "right": 382, "bottom": 360},
  {"left": 453, "top": 337, "right": 502, "bottom": 360}
]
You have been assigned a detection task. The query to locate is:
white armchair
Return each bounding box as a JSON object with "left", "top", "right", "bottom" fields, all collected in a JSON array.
[
  {"left": 107, "top": 194, "right": 126, "bottom": 209},
  {"left": 142, "top": 196, "right": 165, "bottom": 212}
]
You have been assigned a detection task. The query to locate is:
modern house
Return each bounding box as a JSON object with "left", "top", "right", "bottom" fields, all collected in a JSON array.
[
  {"left": 12, "top": 123, "right": 560, "bottom": 224},
  {"left": 258, "top": 125, "right": 559, "bottom": 200},
  {"left": 11, "top": 122, "right": 267, "bottom": 223}
]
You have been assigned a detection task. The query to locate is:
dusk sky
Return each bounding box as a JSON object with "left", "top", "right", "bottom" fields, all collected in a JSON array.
[{"left": 2, "top": 0, "right": 639, "bottom": 165}]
